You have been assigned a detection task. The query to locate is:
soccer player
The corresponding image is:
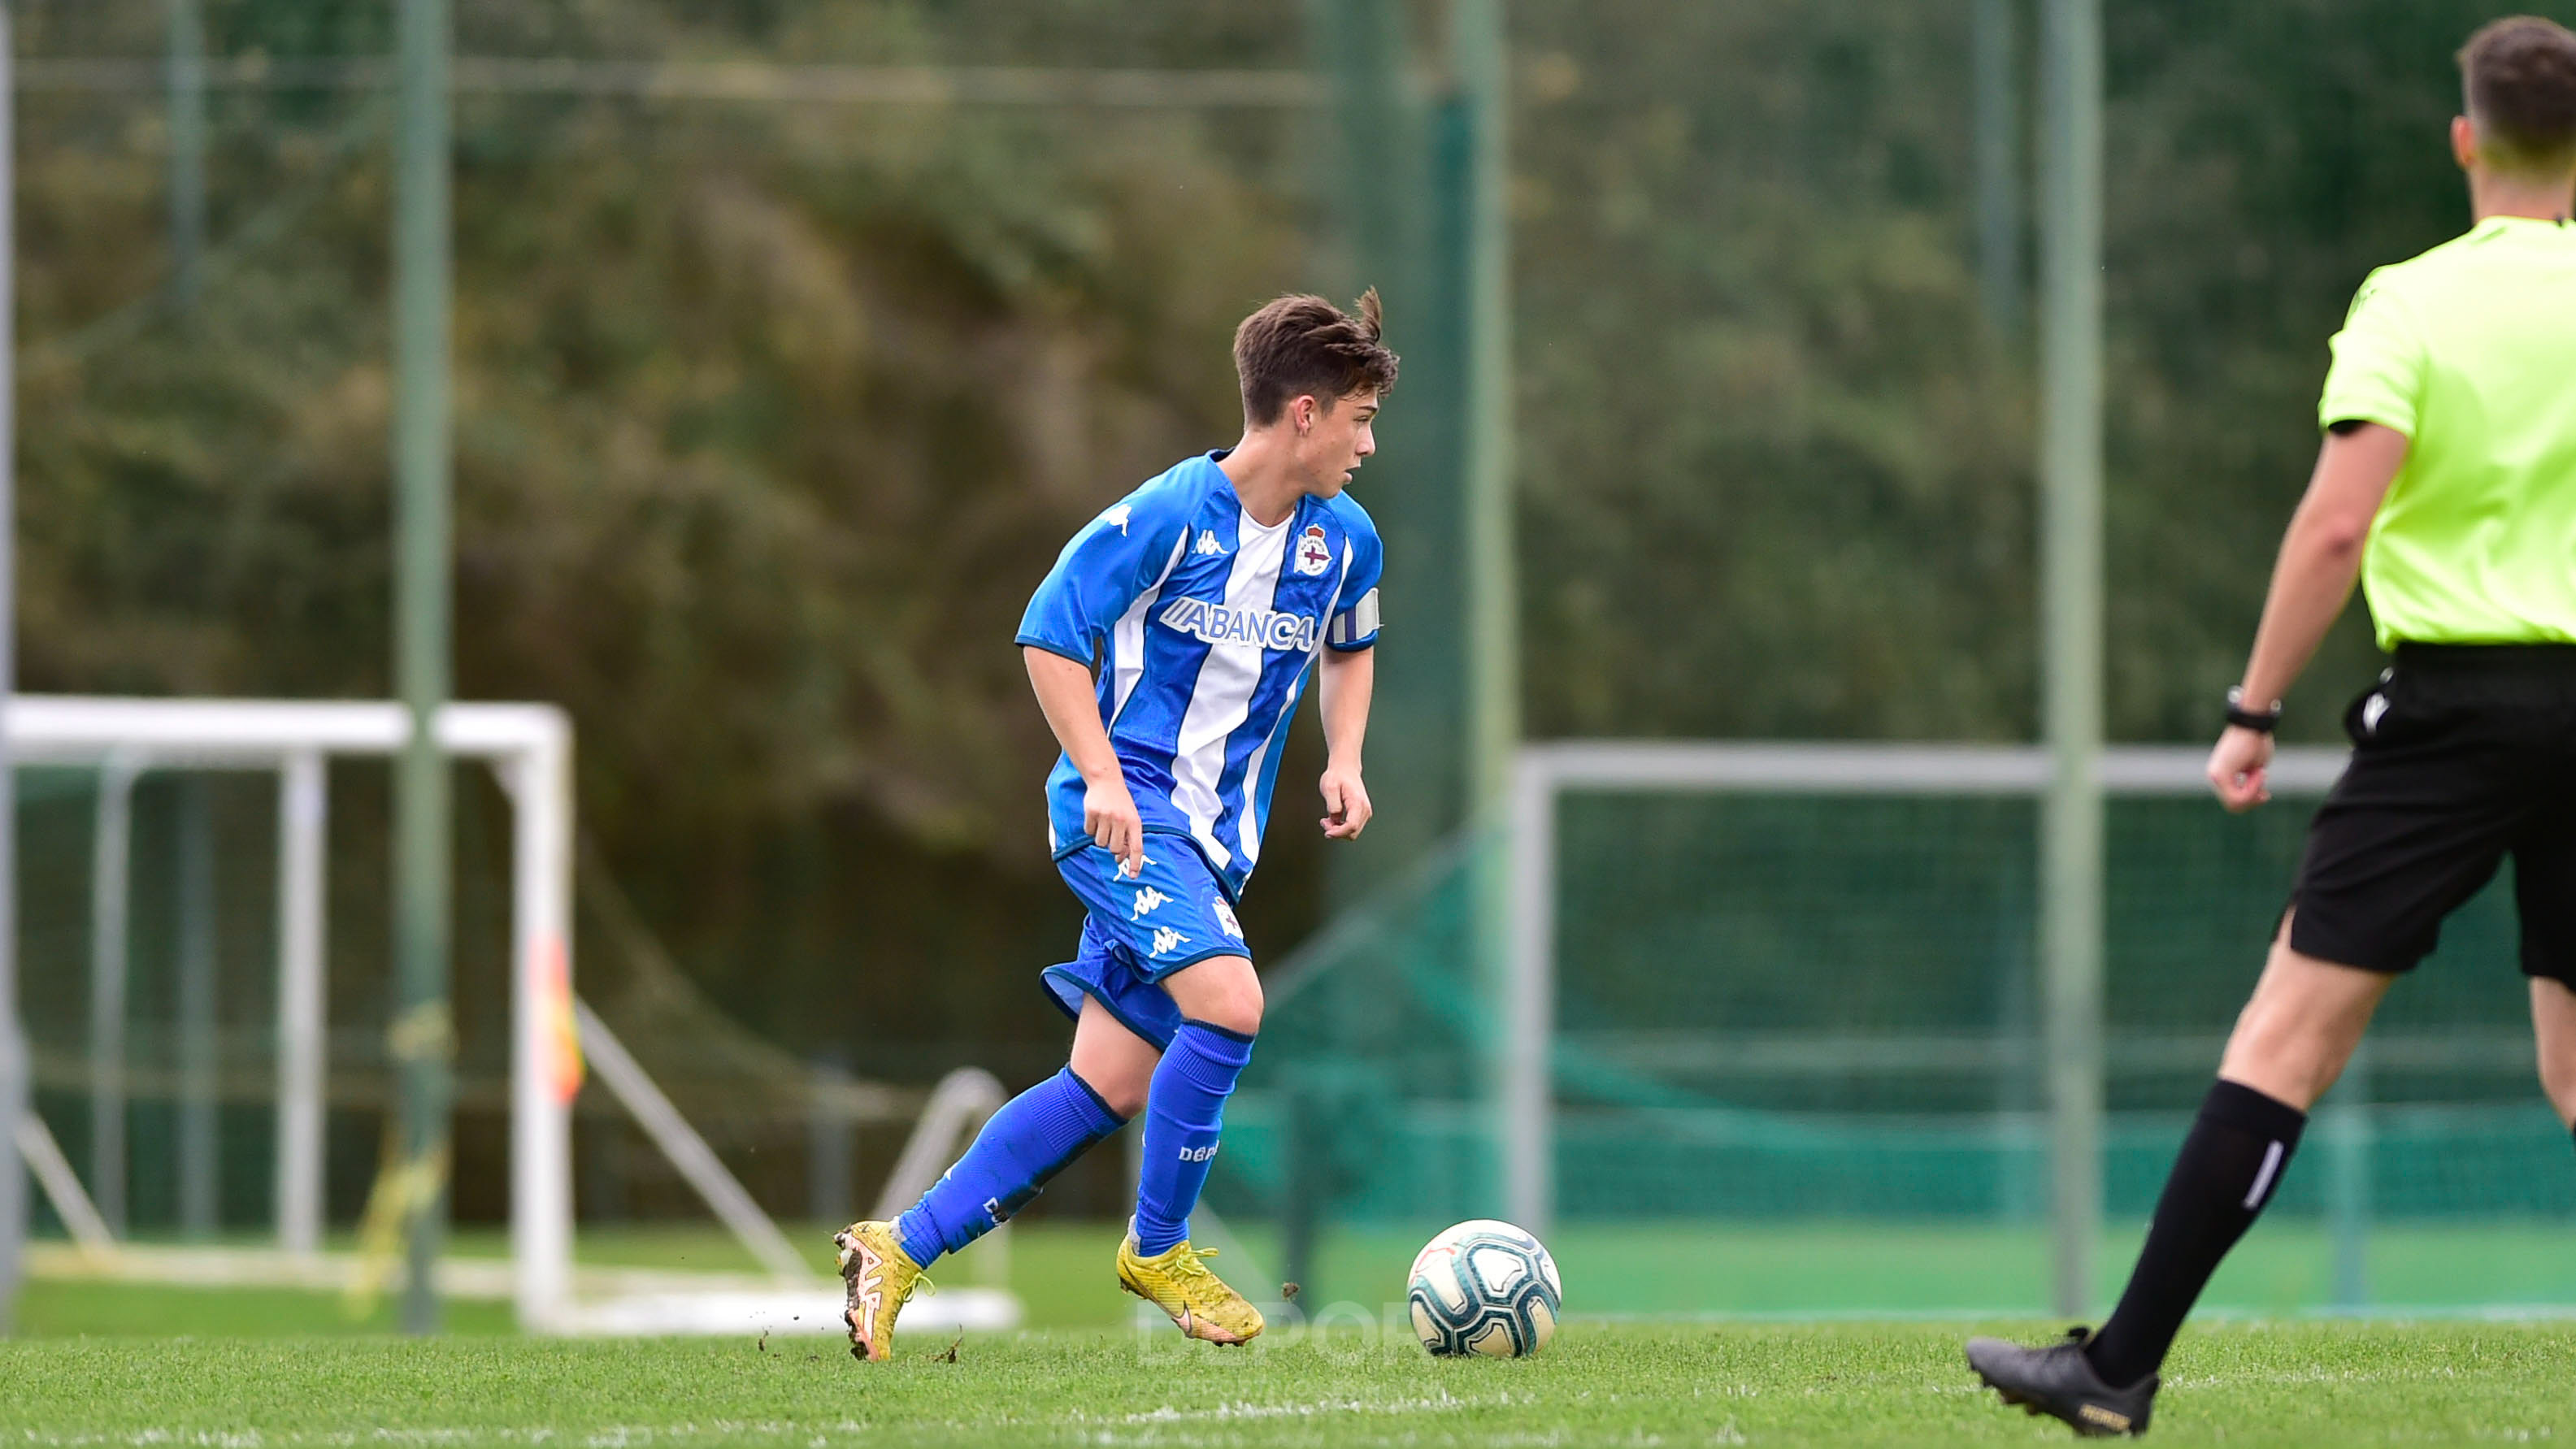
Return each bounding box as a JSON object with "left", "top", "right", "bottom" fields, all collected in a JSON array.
[
  {"left": 1969, "top": 17, "right": 2576, "bottom": 1436},
  {"left": 831, "top": 292, "right": 1397, "bottom": 1360}
]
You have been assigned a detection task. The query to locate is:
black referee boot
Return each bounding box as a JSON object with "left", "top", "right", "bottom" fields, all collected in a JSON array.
[{"left": 1966, "top": 1327, "right": 2158, "bottom": 1437}]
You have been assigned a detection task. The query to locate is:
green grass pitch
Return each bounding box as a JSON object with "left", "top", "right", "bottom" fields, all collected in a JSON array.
[
  {"left": 5, "top": 1320, "right": 2574, "bottom": 1447},
  {"left": 13, "top": 1221, "right": 2576, "bottom": 1444}
]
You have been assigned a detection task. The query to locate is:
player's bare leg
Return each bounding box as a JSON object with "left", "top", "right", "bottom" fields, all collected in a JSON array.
[
  {"left": 1068, "top": 998, "right": 1158, "bottom": 1119},
  {"left": 2531, "top": 978, "right": 2576, "bottom": 1129},
  {"left": 2215, "top": 923, "right": 2396, "bottom": 1109},
  {"left": 1119, "top": 955, "right": 1266, "bottom": 1345}
]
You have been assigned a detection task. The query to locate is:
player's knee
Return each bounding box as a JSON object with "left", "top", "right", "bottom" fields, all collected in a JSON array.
[
  {"left": 2219, "top": 944, "right": 2391, "bottom": 1108},
  {"left": 2219, "top": 1002, "right": 2339, "bottom": 1109},
  {"left": 1166, "top": 956, "right": 1262, "bottom": 1036},
  {"left": 1068, "top": 1049, "right": 1153, "bottom": 1117},
  {"left": 1199, "top": 976, "right": 1265, "bottom": 1036},
  {"left": 1084, "top": 1068, "right": 1150, "bottom": 1120},
  {"left": 1193, "top": 980, "right": 1262, "bottom": 1037}
]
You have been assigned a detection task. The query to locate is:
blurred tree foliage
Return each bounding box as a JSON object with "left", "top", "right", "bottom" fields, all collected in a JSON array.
[
  {"left": 1513, "top": 0, "right": 2574, "bottom": 745},
  {"left": 15, "top": 0, "right": 1314, "bottom": 1079},
  {"left": 11, "top": 0, "right": 2567, "bottom": 1082}
]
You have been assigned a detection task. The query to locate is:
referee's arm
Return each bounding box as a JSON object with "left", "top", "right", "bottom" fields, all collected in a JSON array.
[{"left": 2207, "top": 421, "right": 2410, "bottom": 812}]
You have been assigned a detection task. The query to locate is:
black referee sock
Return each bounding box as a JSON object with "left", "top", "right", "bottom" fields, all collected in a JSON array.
[{"left": 2083, "top": 1079, "right": 2306, "bottom": 1389}]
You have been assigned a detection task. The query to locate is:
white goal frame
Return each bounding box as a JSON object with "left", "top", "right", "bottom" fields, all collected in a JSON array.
[
  {"left": 1500, "top": 740, "right": 2353, "bottom": 1239},
  {"left": 8, "top": 694, "right": 1030, "bottom": 1337},
  {"left": 5, "top": 694, "right": 581, "bottom": 1326}
]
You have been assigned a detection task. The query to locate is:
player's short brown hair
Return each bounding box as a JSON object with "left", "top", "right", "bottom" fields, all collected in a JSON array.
[
  {"left": 2459, "top": 15, "right": 2576, "bottom": 171},
  {"left": 1232, "top": 290, "right": 1399, "bottom": 426}
]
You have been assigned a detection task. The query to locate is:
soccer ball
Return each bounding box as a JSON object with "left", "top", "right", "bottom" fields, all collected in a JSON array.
[{"left": 1405, "top": 1218, "right": 1562, "bottom": 1357}]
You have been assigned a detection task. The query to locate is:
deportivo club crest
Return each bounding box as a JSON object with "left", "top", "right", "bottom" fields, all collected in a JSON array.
[{"left": 1295, "top": 524, "right": 1332, "bottom": 576}]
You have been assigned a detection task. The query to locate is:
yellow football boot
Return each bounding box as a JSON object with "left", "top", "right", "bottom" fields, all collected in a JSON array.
[
  {"left": 1116, "top": 1230, "right": 1264, "bottom": 1346},
  {"left": 833, "top": 1220, "right": 927, "bottom": 1362}
]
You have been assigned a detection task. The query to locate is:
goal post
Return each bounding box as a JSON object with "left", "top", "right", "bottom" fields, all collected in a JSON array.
[
  {"left": 5, "top": 694, "right": 580, "bottom": 1328},
  {"left": 8, "top": 692, "right": 1027, "bottom": 1336},
  {"left": 1502, "top": 741, "right": 2352, "bottom": 1255}
]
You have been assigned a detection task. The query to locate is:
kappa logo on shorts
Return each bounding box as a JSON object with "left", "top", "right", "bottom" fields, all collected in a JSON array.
[
  {"left": 1212, "top": 900, "right": 1243, "bottom": 940},
  {"left": 2362, "top": 692, "right": 2390, "bottom": 735},
  {"left": 1150, "top": 926, "right": 1190, "bottom": 956},
  {"left": 1131, "top": 886, "right": 1171, "bottom": 920},
  {"left": 1294, "top": 524, "right": 1332, "bottom": 576}
]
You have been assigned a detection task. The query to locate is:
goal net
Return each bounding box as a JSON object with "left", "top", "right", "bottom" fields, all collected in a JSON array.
[
  {"left": 1220, "top": 741, "right": 2575, "bottom": 1318},
  {"left": 6, "top": 695, "right": 1018, "bottom": 1334}
]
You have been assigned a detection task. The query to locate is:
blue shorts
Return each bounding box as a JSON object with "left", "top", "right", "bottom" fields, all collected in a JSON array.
[{"left": 1041, "top": 835, "right": 1252, "bottom": 1051}]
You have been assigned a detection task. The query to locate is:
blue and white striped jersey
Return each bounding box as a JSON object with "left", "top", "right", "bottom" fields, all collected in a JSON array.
[{"left": 1017, "top": 450, "right": 1384, "bottom": 900}]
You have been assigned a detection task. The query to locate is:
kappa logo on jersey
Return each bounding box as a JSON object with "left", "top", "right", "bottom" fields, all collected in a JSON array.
[
  {"left": 1101, "top": 504, "right": 1132, "bottom": 536},
  {"left": 1151, "top": 926, "right": 1190, "bottom": 956},
  {"left": 1212, "top": 900, "right": 1243, "bottom": 940},
  {"left": 1158, "top": 597, "right": 1320, "bottom": 652},
  {"left": 1294, "top": 524, "right": 1333, "bottom": 576},
  {"left": 1131, "top": 885, "right": 1171, "bottom": 920},
  {"left": 1194, "top": 529, "right": 1227, "bottom": 557}
]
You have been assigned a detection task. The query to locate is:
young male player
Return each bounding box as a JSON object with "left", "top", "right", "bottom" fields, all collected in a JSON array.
[
  {"left": 832, "top": 292, "right": 1397, "bottom": 1360},
  {"left": 1969, "top": 16, "right": 2576, "bottom": 1436}
]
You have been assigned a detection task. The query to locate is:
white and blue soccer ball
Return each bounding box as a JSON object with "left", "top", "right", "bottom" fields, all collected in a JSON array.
[{"left": 1406, "top": 1219, "right": 1562, "bottom": 1358}]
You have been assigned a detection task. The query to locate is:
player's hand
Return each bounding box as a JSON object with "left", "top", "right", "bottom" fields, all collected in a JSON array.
[
  {"left": 2206, "top": 725, "right": 2275, "bottom": 813},
  {"left": 1084, "top": 777, "right": 1147, "bottom": 877},
  {"left": 1319, "top": 765, "right": 1371, "bottom": 840}
]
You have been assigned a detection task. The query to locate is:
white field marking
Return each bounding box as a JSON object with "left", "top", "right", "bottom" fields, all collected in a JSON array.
[
  {"left": 1948, "top": 1359, "right": 2531, "bottom": 1399},
  {"left": 0, "top": 1425, "right": 901, "bottom": 1449},
  {"left": 1560, "top": 1307, "right": 2038, "bottom": 1325},
  {"left": 2165, "top": 1364, "right": 2472, "bottom": 1390},
  {"left": 1081, "top": 1431, "right": 1705, "bottom": 1449},
  {"left": 1039, "top": 1391, "right": 1557, "bottom": 1449},
  {"left": 1099, "top": 1388, "right": 1509, "bottom": 1425}
]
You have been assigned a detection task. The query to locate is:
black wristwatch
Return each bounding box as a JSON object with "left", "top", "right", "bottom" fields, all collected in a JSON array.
[{"left": 2224, "top": 687, "right": 2282, "bottom": 734}]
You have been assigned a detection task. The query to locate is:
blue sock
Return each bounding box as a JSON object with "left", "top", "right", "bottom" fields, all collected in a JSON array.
[
  {"left": 1133, "top": 1018, "right": 1257, "bottom": 1256},
  {"left": 896, "top": 1067, "right": 1125, "bottom": 1268}
]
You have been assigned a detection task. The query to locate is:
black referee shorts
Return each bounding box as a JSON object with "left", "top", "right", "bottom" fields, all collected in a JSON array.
[{"left": 2289, "top": 644, "right": 2576, "bottom": 984}]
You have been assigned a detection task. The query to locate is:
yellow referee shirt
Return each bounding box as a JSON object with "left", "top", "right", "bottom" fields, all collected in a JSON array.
[{"left": 2318, "top": 215, "right": 2576, "bottom": 650}]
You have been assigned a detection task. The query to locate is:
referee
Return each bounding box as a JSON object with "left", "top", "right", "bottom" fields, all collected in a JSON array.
[{"left": 1969, "top": 16, "right": 2576, "bottom": 1438}]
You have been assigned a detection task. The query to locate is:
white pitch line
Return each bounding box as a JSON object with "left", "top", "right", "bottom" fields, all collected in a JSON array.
[
  {"left": 1107, "top": 1389, "right": 1501, "bottom": 1424},
  {"left": 0, "top": 1425, "right": 902, "bottom": 1449}
]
